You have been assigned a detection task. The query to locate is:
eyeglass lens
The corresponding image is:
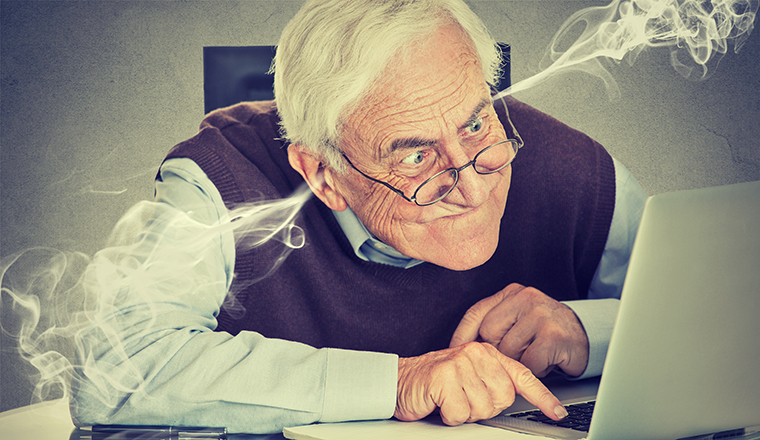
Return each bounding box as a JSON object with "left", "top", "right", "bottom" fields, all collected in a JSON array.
[{"left": 414, "top": 140, "right": 517, "bottom": 205}]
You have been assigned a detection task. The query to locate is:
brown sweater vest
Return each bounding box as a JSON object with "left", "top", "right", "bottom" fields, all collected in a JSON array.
[{"left": 163, "top": 97, "right": 615, "bottom": 357}]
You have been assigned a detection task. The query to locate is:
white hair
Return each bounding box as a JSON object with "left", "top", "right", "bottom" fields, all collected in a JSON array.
[{"left": 272, "top": 0, "right": 502, "bottom": 171}]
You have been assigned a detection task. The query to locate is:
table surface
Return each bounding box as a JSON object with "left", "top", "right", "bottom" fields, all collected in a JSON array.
[
  {"left": 0, "top": 399, "right": 74, "bottom": 440},
  {"left": 0, "top": 399, "right": 287, "bottom": 440},
  {"left": 0, "top": 376, "right": 600, "bottom": 440}
]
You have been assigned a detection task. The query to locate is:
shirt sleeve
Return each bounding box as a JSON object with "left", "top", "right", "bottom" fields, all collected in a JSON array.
[
  {"left": 562, "top": 157, "right": 647, "bottom": 379},
  {"left": 70, "top": 158, "right": 398, "bottom": 434}
]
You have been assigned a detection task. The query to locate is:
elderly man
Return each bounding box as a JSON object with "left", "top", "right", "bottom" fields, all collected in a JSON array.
[{"left": 71, "top": 0, "right": 646, "bottom": 434}]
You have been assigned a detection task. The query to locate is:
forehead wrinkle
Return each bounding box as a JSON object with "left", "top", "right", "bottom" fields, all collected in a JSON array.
[
  {"left": 369, "top": 47, "right": 478, "bottom": 117},
  {"left": 346, "top": 29, "right": 484, "bottom": 163},
  {"left": 388, "top": 56, "right": 477, "bottom": 120},
  {"left": 373, "top": 70, "right": 476, "bottom": 158}
]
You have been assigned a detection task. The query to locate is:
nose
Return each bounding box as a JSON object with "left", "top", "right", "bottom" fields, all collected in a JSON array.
[
  {"left": 444, "top": 149, "right": 491, "bottom": 207},
  {"left": 450, "top": 163, "right": 491, "bottom": 206}
]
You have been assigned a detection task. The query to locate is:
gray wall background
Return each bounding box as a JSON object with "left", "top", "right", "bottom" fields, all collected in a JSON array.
[{"left": 1, "top": 0, "right": 758, "bottom": 413}]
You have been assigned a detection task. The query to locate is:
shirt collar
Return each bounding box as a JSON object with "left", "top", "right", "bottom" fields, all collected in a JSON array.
[{"left": 332, "top": 207, "right": 425, "bottom": 269}]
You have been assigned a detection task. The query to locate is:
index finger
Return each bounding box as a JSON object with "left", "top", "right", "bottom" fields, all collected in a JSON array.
[
  {"left": 450, "top": 283, "right": 525, "bottom": 348},
  {"left": 498, "top": 356, "right": 568, "bottom": 421}
]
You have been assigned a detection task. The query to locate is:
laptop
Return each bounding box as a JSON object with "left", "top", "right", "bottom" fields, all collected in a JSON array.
[
  {"left": 283, "top": 180, "right": 760, "bottom": 440},
  {"left": 483, "top": 179, "right": 760, "bottom": 439}
]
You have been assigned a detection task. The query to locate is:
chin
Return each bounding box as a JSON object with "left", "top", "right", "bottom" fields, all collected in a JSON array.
[
  {"left": 396, "top": 174, "right": 510, "bottom": 270},
  {"left": 437, "top": 235, "right": 499, "bottom": 271},
  {"left": 418, "top": 218, "right": 501, "bottom": 270},
  {"left": 435, "top": 204, "right": 505, "bottom": 270}
]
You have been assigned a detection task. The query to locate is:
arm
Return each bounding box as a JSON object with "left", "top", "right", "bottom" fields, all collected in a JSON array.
[
  {"left": 70, "top": 158, "right": 397, "bottom": 434},
  {"left": 561, "top": 157, "right": 647, "bottom": 378},
  {"left": 449, "top": 158, "right": 647, "bottom": 379}
]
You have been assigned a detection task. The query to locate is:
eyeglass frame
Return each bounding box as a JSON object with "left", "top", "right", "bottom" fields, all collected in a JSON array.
[{"left": 335, "top": 97, "right": 524, "bottom": 206}]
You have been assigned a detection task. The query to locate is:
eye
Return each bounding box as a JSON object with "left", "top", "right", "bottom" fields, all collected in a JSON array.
[
  {"left": 466, "top": 117, "right": 484, "bottom": 134},
  {"left": 401, "top": 150, "right": 428, "bottom": 166}
]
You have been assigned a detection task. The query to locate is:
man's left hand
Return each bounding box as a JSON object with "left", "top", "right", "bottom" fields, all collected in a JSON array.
[{"left": 449, "top": 283, "right": 589, "bottom": 377}]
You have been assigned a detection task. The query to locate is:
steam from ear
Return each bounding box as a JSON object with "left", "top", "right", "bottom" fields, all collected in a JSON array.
[
  {"left": 0, "top": 184, "right": 312, "bottom": 409},
  {"left": 498, "top": 0, "right": 758, "bottom": 98}
]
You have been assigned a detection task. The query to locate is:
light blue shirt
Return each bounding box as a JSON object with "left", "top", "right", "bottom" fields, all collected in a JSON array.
[
  {"left": 71, "top": 155, "right": 646, "bottom": 434},
  {"left": 156, "top": 155, "right": 646, "bottom": 378},
  {"left": 330, "top": 157, "right": 647, "bottom": 379}
]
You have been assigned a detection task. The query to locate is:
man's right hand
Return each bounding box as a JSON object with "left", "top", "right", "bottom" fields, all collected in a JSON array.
[{"left": 393, "top": 342, "right": 568, "bottom": 426}]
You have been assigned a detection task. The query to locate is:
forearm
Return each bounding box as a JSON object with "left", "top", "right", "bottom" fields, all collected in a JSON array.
[{"left": 72, "top": 321, "right": 397, "bottom": 433}]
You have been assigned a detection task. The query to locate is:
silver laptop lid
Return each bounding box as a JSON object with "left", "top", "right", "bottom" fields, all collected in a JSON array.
[{"left": 589, "top": 180, "right": 760, "bottom": 440}]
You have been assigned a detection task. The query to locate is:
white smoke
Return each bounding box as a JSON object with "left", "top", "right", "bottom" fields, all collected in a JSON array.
[
  {"left": 1, "top": 248, "right": 92, "bottom": 404},
  {"left": 1, "top": 184, "right": 312, "bottom": 409},
  {"left": 499, "top": 0, "right": 758, "bottom": 98}
]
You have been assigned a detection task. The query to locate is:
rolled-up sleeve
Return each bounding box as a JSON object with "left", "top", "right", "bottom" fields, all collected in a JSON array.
[{"left": 70, "top": 158, "right": 397, "bottom": 434}]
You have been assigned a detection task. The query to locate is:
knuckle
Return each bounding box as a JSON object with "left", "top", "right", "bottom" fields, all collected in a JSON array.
[
  {"left": 435, "top": 360, "right": 461, "bottom": 383},
  {"left": 521, "top": 354, "right": 551, "bottom": 377},
  {"left": 490, "top": 381, "right": 516, "bottom": 409},
  {"left": 513, "top": 363, "right": 539, "bottom": 388},
  {"left": 464, "top": 294, "right": 499, "bottom": 319},
  {"left": 441, "top": 406, "right": 469, "bottom": 426},
  {"left": 469, "top": 404, "right": 494, "bottom": 422},
  {"left": 515, "top": 285, "right": 537, "bottom": 297},
  {"left": 534, "top": 387, "right": 556, "bottom": 407},
  {"left": 535, "top": 304, "right": 554, "bottom": 320},
  {"left": 460, "top": 307, "right": 482, "bottom": 325},
  {"left": 521, "top": 286, "right": 549, "bottom": 304},
  {"left": 441, "top": 345, "right": 478, "bottom": 375},
  {"left": 536, "top": 322, "right": 564, "bottom": 342},
  {"left": 504, "top": 282, "right": 525, "bottom": 293},
  {"left": 460, "top": 340, "right": 486, "bottom": 355},
  {"left": 478, "top": 326, "right": 502, "bottom": 345},
  {"left": 500, "top": 392, "right": 517, "bottom": 409},
  {"left": 498, "top": 338, "right": 526, "bottom": 361}
]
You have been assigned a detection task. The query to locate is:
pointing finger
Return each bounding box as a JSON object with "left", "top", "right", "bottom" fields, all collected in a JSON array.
[{"left": 498, "top": 355, "right": 568, "bottom": 421}]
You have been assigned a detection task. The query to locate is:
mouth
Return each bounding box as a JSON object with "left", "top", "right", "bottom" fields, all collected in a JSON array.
[
  {"left": 442, "top": 204, "right": 480, "bottom": 220},
  {"left": 430, "top": 200, "right": 490, "bottom": 228}
]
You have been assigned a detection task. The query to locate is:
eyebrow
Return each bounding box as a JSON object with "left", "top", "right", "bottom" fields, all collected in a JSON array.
[
  {"left": 387, "top": 137, "right": 437, "bottom": 156},
  {"left": 459, "top": 98, "right": 490, "bottom": 131},
  {"left": 384, "top": 96, "right": 492, "bottom": 157}
]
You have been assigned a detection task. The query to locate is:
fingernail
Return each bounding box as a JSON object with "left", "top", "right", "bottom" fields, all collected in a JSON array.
[{"left": 554, "top": 405, "right": 568, "bottom": 419}]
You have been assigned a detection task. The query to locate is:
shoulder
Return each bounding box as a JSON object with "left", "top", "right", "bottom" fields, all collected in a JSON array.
[
  {"left": 497, "top": 96, "right": 615, "bottom": 202},
  {"left": 169, "top": 100, "right": 282, "bottom": 159},
  {"left": 200, "top": 100, "right": 280, "bottom": 135},
  {"left": 163, "top": 101, "right": 301, "bottom": 204}
]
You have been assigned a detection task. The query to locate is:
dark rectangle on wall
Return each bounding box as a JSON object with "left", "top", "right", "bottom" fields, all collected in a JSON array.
[
  {"left": 203, "top": 46, "right": 277, "bottom": 114},
  {"left": 203, "top": 43, "right": 510, "bottom": 114}
]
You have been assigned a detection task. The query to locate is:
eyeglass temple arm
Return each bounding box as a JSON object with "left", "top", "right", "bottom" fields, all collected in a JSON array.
[
  {"left": 341, "top": 153, "right": 416, "bottom": 203},
  {"left": 492, "top": 94, "right": 523, "bottom": 149}
]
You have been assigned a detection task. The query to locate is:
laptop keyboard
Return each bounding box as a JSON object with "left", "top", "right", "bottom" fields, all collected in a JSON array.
[{"left": 508, "top": 401, "right": 596, "bottom": 432}]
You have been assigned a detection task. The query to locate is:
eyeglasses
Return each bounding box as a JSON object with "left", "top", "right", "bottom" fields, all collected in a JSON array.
[{"left": 340, "top": 137, "right": 522, "bottom": 206}]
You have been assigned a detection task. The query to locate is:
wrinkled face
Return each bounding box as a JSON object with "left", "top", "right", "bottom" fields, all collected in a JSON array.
[{"left": 331, "top": 24, "right": 512, "bottom": 271}]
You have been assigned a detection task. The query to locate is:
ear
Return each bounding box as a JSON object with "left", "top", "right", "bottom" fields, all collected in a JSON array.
[{"left": 288, "top": 144, "right": 348, "bottom": 212}]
